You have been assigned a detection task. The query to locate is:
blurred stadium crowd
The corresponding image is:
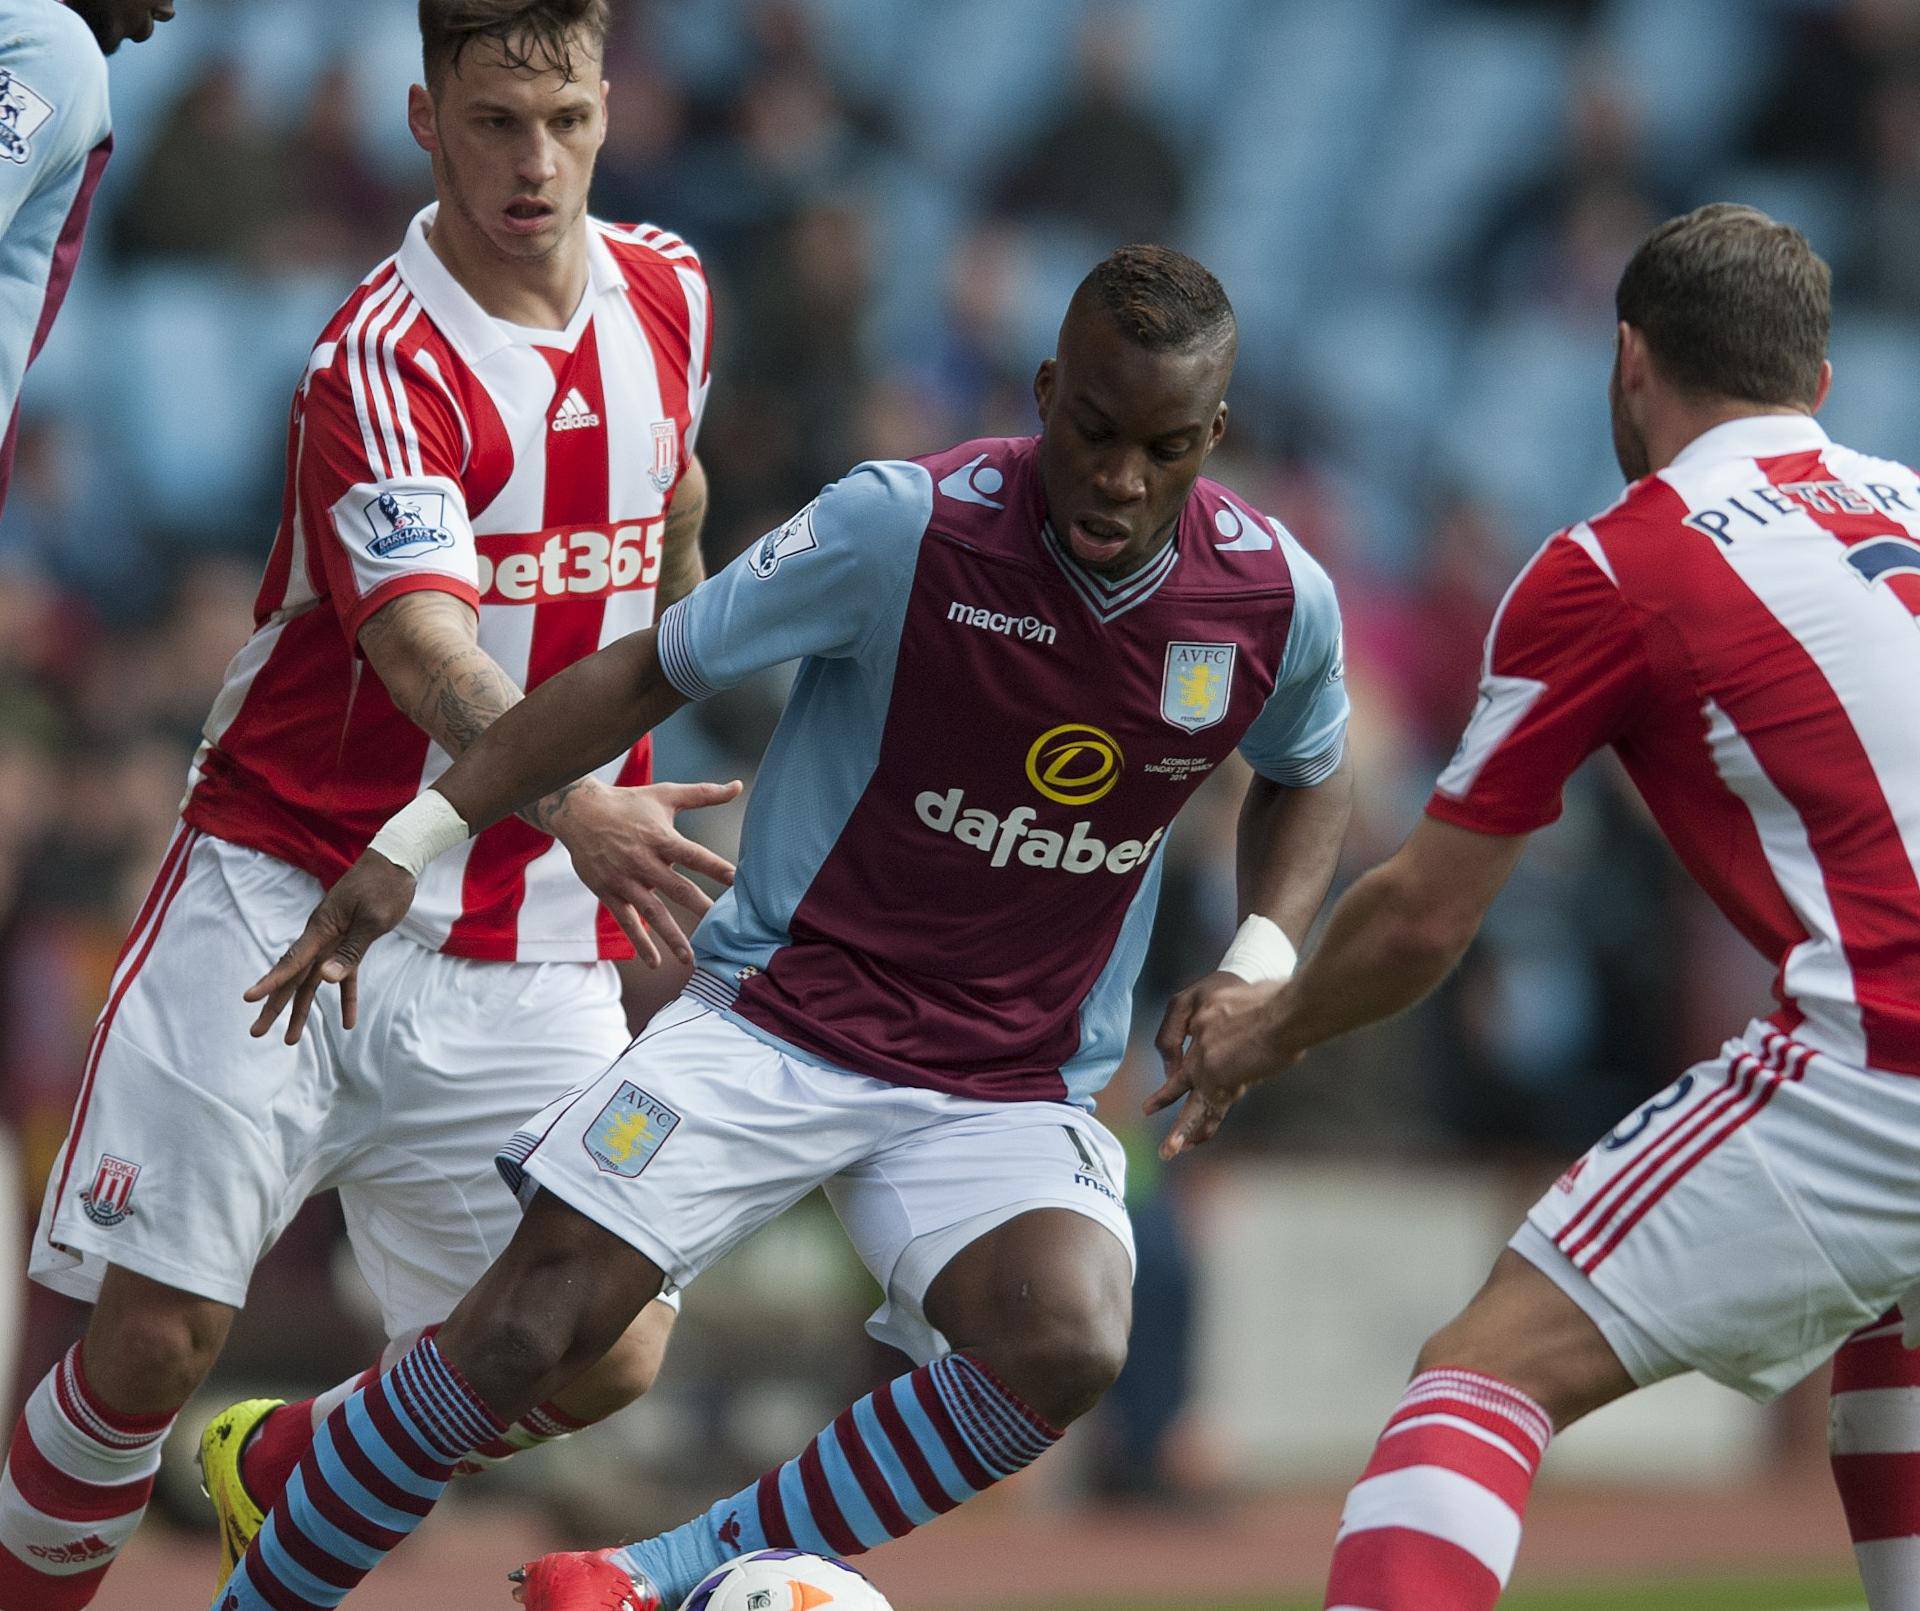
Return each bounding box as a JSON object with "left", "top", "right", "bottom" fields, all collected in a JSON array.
[{"left": 0, "top": 0, "right": 1910, "bottom": 1528}]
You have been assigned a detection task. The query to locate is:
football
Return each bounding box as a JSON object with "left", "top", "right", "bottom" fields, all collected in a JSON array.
[{"left": 679, "top": 1549, "right": 895, "bottom": 1611}]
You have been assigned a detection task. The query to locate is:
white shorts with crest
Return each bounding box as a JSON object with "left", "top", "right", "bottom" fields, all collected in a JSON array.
[{"left": 498, "top": 990, "right": 1137, "bottom": 1364}]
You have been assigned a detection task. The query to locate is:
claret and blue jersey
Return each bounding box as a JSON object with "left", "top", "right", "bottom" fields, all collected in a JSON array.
[{"left": 657, "top": 435, "right": 1348, "bottom": 1106}]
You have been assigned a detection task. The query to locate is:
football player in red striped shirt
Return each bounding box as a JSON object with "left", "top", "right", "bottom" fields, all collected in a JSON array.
[
  {"left": 1164, "top": 205, "right": 1920, "bottom": 1611},
  {"left": 3, "top": 3, "right": 736, "bottom": 1604}
]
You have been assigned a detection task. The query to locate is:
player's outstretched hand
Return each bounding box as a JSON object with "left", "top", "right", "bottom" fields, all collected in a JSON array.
[
  {"left": 244, "top": 852, "right": 418, "bottom": 1044},
  {"left": 550, "top": 778, "right": 742, "bottom": 968},
  {"left": 1147, "top": 971, "right": 1298, "bottom": 1160}
]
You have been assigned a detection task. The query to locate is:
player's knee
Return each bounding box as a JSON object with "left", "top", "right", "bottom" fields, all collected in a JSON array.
[
  {"left": 451, "top": 1302, "right": 584, "bottom": 1408},
  {"left": 989, "top": 1310, "right": 1129, "bottom": 1427},
  {"left": 553, "top": 1302, "right": 675, "bottom": 1422},
  {"left": 86, "top": 1302, "right": 223, "bottom": 1413}
]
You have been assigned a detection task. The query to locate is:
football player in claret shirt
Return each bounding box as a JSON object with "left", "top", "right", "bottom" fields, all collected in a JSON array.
[
  {"left": 0, "top": 0, "right": 177, "bottom": 518},
  {"left": 227, "top": 245, "right": 1353, "bottom": 1611},
  {"left": 1168, "top": 206, "right": 1920, "bottom": 1611},
  {"left": 3, "top": 2, "right": 736, "bottom": 1606}
]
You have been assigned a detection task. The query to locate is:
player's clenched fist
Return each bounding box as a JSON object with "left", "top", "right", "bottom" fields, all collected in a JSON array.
[{"left": 245, "top": 853, "right": 419, "bottom": 1044}]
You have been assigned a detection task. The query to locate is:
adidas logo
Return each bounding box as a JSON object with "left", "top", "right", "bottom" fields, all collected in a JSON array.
[
  {"left": 552, "top": 387, "right": 601, "bottom": 432},
  {"left": 31, "top": 1534, "right": 113, "bottom": 1565}
]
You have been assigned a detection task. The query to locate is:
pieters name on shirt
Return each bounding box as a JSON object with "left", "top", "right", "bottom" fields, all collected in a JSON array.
[{"left": 914, "top": 789, "right": 1164, "bottom": 874}]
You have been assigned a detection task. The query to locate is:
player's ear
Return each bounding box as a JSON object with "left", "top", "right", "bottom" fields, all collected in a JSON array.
[
  {"left": 1207, "top": 401, "right": 1229, "bottom": 456},
  {"left": 1616, "top": 321, "right": 1649, "bottom": 394},
  {"left": 599, "top": 79, "right": 611, "bottom": 149},
  {"left": 1812, "top": 358, "right": 1833, "bottom": 415},
  {"left": 1034, "top": 359, "right": 1055, "bottom": 422},
  {"left": 408, "top": 83, "right": 439, "bottom": 157}
]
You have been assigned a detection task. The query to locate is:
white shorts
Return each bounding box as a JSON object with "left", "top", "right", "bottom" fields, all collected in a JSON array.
[
  {"left": 499, "top": 993, "right": 1137, "bottom": 1365},
  {"left": 31, "top": 827, "right": 640, "bottom": 1336},
  {"left": 1514, "top": 1019, "right": 1920, "bottom": 1401}
]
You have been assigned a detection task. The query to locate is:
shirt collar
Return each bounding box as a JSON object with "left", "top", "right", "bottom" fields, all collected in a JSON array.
[
  {"left": 394, "top": 205, "right": 628, "bottom": 365},
  {"left": 1666, "top": 412, "right": 1830, "bottom": 473}
]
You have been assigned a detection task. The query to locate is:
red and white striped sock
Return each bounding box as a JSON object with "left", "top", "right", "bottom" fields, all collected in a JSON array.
[
  {"left": 0, "top": 1342, "right": 174, "bottom": 1609},
  {"left": 1324, "top": 1369, "right": 1553, "bottom": 1611},
  {"left": 1830, "top": 1308, "right": 1920, "bottom": 1607}
]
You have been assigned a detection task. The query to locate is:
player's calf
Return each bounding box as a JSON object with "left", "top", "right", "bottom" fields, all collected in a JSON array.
[
  {"left": 215, "top": 1195, "right": 666, "bottom": 1610},
  {"left": 1829, "top": 1308, "right": 1920, "bottom": 1608},
  {"left": 0, "top": 1269, "right": 232, "bottom": 1609},
  {"left": 1323, "top": 1252, "right": 1635, "bottom": 1611}
]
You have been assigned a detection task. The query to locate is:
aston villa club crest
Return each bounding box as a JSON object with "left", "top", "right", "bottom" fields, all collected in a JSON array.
[
  {"left": 583, "top": 1081, "right": 681, "bottom": 1178},
  {"left": 1161, "top": 642, "right": 1236, "bottom": 732},
  {"left": 80, "top": 1155, "right": 140, "bottom": 1228},
  {"left": 649, "top": 420, "right": 680, "bottom": 492}
]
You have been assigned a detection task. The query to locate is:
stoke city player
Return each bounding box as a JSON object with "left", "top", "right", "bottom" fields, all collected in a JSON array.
[
  {"left": 2, "top": 2, "right": 735, "bottom": 1606},
  {"left": 218, "top": 243, "right": 1353, "bottom": 1611},
  {"left": 1160, "top": 204, "right": 1920, "bottom": 1611},
  {"left": 0, "top": 0, "right": 175, "bottom": 518}
]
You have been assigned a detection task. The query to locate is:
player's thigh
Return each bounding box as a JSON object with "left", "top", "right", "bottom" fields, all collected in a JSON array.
[
  {"left": 1517, "top": 1024, "right": 1920, "bottom": 1403},
  {"left": 30, "top": 828, "right": 340, "bottom": 1314},
  {"left": 498, "top": 996, "right": 885, "bottom": 1297},
  {"left": 332, "top": 952, "right": 635, "bottom": 1338},
  {"left": 827, "top": 1100, "right": 1136, "bottom": 1366}
]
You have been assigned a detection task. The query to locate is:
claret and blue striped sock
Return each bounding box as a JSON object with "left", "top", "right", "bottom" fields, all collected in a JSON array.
[
  {"left": 212, "top": 1334, "right": 506, "bottom": 1610},
  {"left": 616, "top": 1350, "right": 1062, "bottom": 1603}
]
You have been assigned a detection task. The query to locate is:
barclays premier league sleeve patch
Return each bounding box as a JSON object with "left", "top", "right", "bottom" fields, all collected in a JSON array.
[
  {"left": 0, "top": 68, "right": 57, "bottom": 166},
  {"left": 748, "top": 499, "right": 819, "bottom": 578},
  {"left": 362, "top": 489, "right": 454, "bottom": 559},
  {"left": 582, "top": 1081, "right": 681, "bottom": 1178}
]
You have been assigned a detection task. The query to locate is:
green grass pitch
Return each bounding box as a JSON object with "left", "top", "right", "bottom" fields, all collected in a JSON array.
[{"left": 1057, "top": 1579, "right": 1862, "bottom": 1611}]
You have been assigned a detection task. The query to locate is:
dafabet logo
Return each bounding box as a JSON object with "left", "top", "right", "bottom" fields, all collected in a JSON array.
[
  {"left": 914, "top": 723, "right": 1161, "bottom": 875},
  {"left": 1025, "top": 723, "right": 1123, "bottom": 805}
]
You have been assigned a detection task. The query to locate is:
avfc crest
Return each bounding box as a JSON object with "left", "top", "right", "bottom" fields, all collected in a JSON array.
[
  {"left": 80, "top": 1155, "right": 140, "bottom": 1228},
  {"left": 583, "top": 1081, "right": 681, "bottom": 1178},
  {"left": 1161, "top": 642, "right": 1235, "bottom": 732}
]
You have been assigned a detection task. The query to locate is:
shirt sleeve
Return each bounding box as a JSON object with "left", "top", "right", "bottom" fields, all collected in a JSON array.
[
  {"left": 1237, "top": 531, "right": 1351, "bottom": 785},
  {"left": 0, "top": 9, "right": 108, "bottom": 412},
  {"left": 656, "top": 459, "right": 933, "bottom": 699},
  {"left": 1426, "top": 531, "right": 1650, "bottom": 836},
  {"left": 297, "top": 353, "right": 479, "bottom": 643}
]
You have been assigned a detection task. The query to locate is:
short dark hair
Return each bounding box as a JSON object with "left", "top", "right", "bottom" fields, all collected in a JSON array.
[
  {"left": 419, "top": 0, "right": 610, "bottom": 88},
  {"left": 1615, "top": 204, "right": 1830, "bottom": 407},
  {"left": 1073, "top": 244, "right": 1236, "bottom": 355}
]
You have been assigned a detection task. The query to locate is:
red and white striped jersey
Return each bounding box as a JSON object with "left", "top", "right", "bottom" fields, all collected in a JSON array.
[
  {"left": 1431, "top": 414, "right": 1920, "bottom": 1076},
  {"left": 184, "top": 206, "right": 713, "bottom": 961}
]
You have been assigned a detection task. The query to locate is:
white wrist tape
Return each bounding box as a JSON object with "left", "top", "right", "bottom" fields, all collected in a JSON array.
[
  {"left": 366, "top": 789, "right": 469, "bottom": 878},
  {"left": 1218, "top": 913, "right": 1298, "bottom": 986}
]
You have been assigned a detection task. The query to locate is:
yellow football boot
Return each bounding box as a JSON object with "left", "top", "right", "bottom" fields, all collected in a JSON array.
[{"left": 197, "top": 1397, "right": 285, "bottom": 1586}]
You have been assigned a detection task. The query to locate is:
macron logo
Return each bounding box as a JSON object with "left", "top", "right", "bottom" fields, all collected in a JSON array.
[
  {"left": 937, "top": 452, "right": 1006, "bottom": 510},
  {"left": 949, "top": 601, "right": 1056, "bottom": 645},
  {"left": 552, "top": 388, "right": 601, "bottom": 432}
]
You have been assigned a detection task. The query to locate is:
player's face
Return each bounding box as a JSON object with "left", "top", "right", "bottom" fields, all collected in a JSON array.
[
  {"left": 413, "top": 31, "right": 607, "bottom": 266},
  {"left": 1034, "top": 311, "right": 1231, "bottom": 579},
  {"left": 66, "top": 0, "right": 175, "bottom": 53}
]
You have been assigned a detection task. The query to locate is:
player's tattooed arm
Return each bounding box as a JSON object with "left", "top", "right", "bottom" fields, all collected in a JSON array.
[
  {"left": 357, "top": 590, "right": 588, "bottom": 834},
  {"left": 657, "top": 453, "right": 708, "bottom": 609}
]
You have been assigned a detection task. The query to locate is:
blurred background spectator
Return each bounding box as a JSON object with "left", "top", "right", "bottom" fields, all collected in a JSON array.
[{"left": 0, "top": 0, "right": 1892, "bottom": 1600}]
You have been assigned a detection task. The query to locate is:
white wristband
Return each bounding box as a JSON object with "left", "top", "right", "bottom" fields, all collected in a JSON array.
[
  {"left": 1218, "top": 913, "right": 1298, "bottom": 986},
  {"left": 366, "top": 789, "right": 470, "bottom": 878}
]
